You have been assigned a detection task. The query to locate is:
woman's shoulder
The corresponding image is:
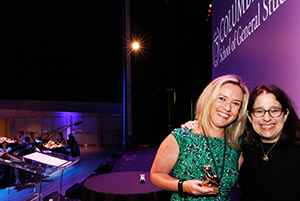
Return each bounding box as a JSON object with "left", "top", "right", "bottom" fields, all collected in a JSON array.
[
  {"left": 171, "top": 128, "right": 202, "bottom": 142},
  {"left": 171, "top": 128, "right": 192, "bottom": 136}
]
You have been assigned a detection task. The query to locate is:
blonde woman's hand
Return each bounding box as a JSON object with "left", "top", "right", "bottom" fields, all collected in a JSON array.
[{"left": 182, "top": 180, "right": 218, "bottom": 196}]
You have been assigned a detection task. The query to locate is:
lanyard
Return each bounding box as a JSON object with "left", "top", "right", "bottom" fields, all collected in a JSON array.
[{"left": 203, "top": 130, "right": 227, "bottom": 182}]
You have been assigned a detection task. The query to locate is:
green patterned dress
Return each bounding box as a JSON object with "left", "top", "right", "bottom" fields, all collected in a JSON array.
[{"left": 171, "top": 128, "right": 240, "bottom": 201}]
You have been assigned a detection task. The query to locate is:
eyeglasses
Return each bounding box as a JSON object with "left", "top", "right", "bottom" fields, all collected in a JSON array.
[{"left": 250, "top": 107, "right": 285, "bottom": 118}]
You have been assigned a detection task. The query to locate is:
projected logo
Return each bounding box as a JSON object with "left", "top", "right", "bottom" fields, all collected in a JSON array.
[{"left": 213, "top": 0, "right": 287, "bottom": 68}]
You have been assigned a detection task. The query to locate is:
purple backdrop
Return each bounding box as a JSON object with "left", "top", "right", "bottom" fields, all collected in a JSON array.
[{"left": 212, "top": 0, "right": 300, "bottom": 115}]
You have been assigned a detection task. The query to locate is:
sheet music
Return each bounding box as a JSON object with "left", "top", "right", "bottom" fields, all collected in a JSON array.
[{"left": 23, "top": 152, "right": 68, "bottom": 166}]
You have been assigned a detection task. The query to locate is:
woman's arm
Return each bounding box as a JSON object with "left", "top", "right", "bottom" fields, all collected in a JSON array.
[
  {"left": 150, "top": 134, "right": 216, "bottom": 195},
  {"left": 150, "top": 134, "right": 179, "bottom": 191},
  {"left": 238, "top": 152, "right": 244, "bottom": 171}
]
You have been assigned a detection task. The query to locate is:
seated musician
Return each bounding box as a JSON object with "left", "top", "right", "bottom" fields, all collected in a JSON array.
[{"left": 16, "top": 131, "right": 27, "bottom": 144}]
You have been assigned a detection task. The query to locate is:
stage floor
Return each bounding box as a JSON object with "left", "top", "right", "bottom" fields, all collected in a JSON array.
[{"left": 0, "top": 145, "right": 242, "bottom": 200}]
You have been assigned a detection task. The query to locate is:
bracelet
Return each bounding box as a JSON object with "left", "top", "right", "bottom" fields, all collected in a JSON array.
[{"left": 178, "top": 179, "right": 187, "bottom": 198}]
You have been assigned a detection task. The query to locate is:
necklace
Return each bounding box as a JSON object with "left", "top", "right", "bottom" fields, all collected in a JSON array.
[
  {"left": 203, "top": 130, "right": 227, "bottom": 181},
  {"left": 260, "top": 140, "right": 278, "bottom": 161}
]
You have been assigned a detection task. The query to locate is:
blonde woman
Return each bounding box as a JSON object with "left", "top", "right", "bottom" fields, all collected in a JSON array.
[{"left": 150, "top": 75, "right": 249, "bottom": 200}]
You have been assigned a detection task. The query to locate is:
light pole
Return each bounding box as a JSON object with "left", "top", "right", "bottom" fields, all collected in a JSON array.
[
  {"left": 123, "top": 0, "right": 132, "bottom": 147},
  {"left": 123, "top": 0, "right": 143, "bottom": 148}
]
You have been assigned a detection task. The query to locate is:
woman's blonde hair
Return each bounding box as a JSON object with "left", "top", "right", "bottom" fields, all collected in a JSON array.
[{"left": 195, "top": 74, "right": 249, "bottom": 150}]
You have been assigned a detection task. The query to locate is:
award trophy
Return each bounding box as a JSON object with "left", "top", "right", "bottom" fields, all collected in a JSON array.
[{"left": 202, "top": 165, "right": 220, "bottom": 193}]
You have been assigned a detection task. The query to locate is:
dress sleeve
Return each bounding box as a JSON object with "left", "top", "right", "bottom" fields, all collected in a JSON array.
[{"left": 171, "top": 128, "right": 190, "bottom": 148}]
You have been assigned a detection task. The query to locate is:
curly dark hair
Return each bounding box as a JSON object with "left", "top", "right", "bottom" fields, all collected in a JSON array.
[{"left": 241, "top": 84, "right": 300, "bottom": 150}]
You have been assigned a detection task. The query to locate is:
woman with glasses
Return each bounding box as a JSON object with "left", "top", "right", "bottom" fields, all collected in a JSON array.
[
  {"left": 182, "top": 84, "right": 300, "bottom": 200},
  {"left": 239, "top": 84, "right": 300, "bottom": 200}
]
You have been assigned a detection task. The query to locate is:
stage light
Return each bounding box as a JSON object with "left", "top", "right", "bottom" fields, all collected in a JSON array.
[
  {"left": 123, "top": 32, "right": 150, "bottom": 60},
  {"left": 132, "top": 42, "right": 140, "bottom": 50},
  {"left": 206, "top": 3, "right": 212, "bottom": 21}
]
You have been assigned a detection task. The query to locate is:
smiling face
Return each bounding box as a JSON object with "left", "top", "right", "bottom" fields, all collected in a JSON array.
[
  {"left": 248, "top": 92, "right": 289, "bottom": 143},
  {"left": 210, "top": 83, "right": 243, "bottom": 133}
]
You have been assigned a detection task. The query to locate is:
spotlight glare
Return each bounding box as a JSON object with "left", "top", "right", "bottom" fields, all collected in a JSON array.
[
  {"left": 132, "top": 42, "right": 140, "bottom": 50},
  {"left": 123, "top": 32, "right": 150, "bottom": 61}
]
